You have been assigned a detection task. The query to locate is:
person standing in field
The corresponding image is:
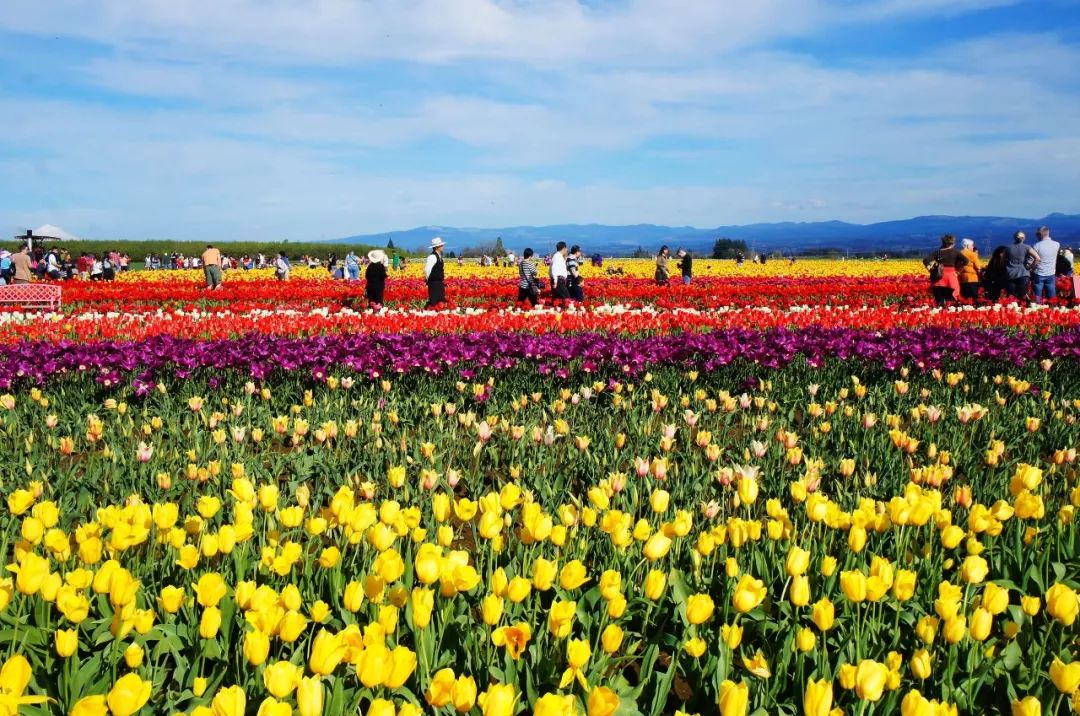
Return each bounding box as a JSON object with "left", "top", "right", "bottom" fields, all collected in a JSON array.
[
  {"left": 274, "top": 252, "right": 291, "bottom": 281},
  {"left": 346, "top": 251, "right": 360, "bottom": 281},
  {"left": 11, "top": 246, "right": 32, "bottom": 284},
  {"left": 365, "top": 250, "right": 388, "bottom": 308},
  {"left": 550, "top": 241, "right": 570, "bottom": 301},
  {"left": 1031, "top": 226, "right": 1060, "bottom": 303},
  {"left": 424, "top": 237, "right": 446, "bottom": 308},
  {"left": 923, "top": 234, "right": 968, "bottom": 306},
  {"left": 517, "top": 248, "right": 542, "bottom": 306},
  {"left": 957, "top": 238, "right": 981, "bottom": 302},
  {"left": 677, "top": 248, "right": 693, "bottom": 285},
  {"left": 655, "top": 245, "right": 671, "bottom": 286},
  {"left": 1004, "top": 231, "right": 1039, "bottom": 302},
  {"left": 202, "top": 244, "right": 223, "bottom": 290},
  {"left": 567, "top": 245, "right": 584, "bottom": 301}
]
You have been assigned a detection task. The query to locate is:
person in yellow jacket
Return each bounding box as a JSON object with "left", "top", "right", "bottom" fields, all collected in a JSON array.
[{"left": 958, "top": 238, "right": 982, "bottom": 302}]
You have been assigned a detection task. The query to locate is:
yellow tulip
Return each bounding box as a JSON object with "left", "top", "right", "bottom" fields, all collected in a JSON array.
[
  {"left": 532, "top": 558, "right": 557, "bottom": 591},
  {"left": 686, "top": 594, "right": 715, "bottom": 625},
  {"left": 742, "top": 650, "right": 771, "bottom": 679},
  {"left": 981, "top": 583, "right": 1010, "bottom": 615},
  {"left": 55, "top": 628, "right": 78, "bottom": 658},
  {"left": 533, "top": 693, "right": 577, "bottom": 716},
  {"left": 1047, "top": 583, "right": 1079, "bottom": 626},
  {"left": 717, "top": 679, "right": 749, "bottom": 716},
  {"left": 426, "top": 668, "right": 456, "bottom": 708},
  {"left": 588, "top": 687, "right": 620, "bottom": 716},
  {"left": 789, "top": 576, "right": 811, "bottom": 607},
  {"left": 212, "top": 685, "right": 247, "bottom": 716},
  {"left": 123, "top": 643, "right": 144, "bottom": 668},
  {"left": 642, "top": 533, "right": 672, "bottom": 561},
  {"left": 855, "top": 660, "right": 889, "bottom": 702},
  {"left": 478, "top": 683, "right": 517, "bottom": 716},
  {"left": 839, "top": 570, "right": 867, "bottom": 603},
  {"left": 643, "top": 570, "right": 667, "bottom": 601},
  {"left": 365, "top": 699, "right": 394, "bottom": 716},
  {"left": 296, "top": 677, "right": 325, "bottom": 716},
  {"left": 452, "top": 675, "right": 477, "bottom": 712},
  {"left": 384, "top": 646, "right": 417, "bottom": 688},
  {"left": 732, "top": 574, "right": 766, "bottom": 613},
  {"left": 1011, "top": 696, "right": 1042, "bottom": 716},
  {"left": 199, "top": 606, "right": 222, "bottom": 639},
  {"left": 803, "top": 678, "right": 833, "bottom": 716},
  {"left": 893, "top": 570, "right": 917, "bottom": 601},
  {"left": 492, "top": 623, "right": 533, "bottom": 660},
  {"left": 559, "top": 560, "right": 589, "bottom": 590},
  {"left": 601, "top": 624, "right": 624, "bottom": 654},
  {"left": 308, "top": 629, "right": 346, "bottom": 676},
  {"left": 910, "top": 649, "right": 932, "bottom": 680},
  {"left": 969, "top": 607, "right": 993, "bottom": 642},
  {"left": 106, "top": 673, "right": 152, "bottom": 716},
  {"left": 411, "top": 587, "right": 434, "bottom": 629},
  {"left": 812, "top": 598, "right": 835, "bottom": 631},
  {"left": 786, "top": 546, "right": 810, "bottom": 577},
  {"left": 960, "top": 555, "right": 989, "bottom": 584},
  {"left": 244, "top": 630, "right": 270, "bottom": 666},
  {"left": 255, "top": 697, "right": 292, "bottom": 716},
  {"left": 263, "top": 660, "right": 302, "bottom": 698},
  {"left": 683, "top": 637, "right": 706, "bottom": 658},
  {"left": 194, "top": 572, "right": 227, "bottom": 607},
  {"left": 796, "top": 627, "right": 816, "bottom": 652},
  {"left": 68, "top": 695, "right": 109, "bottom": 716},
  {"left": 1050, "top": 658, "right": 1080, "bottom": 694}
]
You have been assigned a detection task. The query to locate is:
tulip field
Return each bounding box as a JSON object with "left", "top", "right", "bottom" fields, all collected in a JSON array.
[{"left": 1, "top": 258, "right": 1079, "bottom": 716}]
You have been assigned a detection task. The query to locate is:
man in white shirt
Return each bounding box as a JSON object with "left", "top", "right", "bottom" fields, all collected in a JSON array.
[
  {"left": 424, "top": 237, "right": 446, "bottom": 307},
  {"left": 550, "top": 241, "right": 570, "bottom": 300},
  {"left": 1032, "top": 226, "right": 1060, "bottom": 302}
]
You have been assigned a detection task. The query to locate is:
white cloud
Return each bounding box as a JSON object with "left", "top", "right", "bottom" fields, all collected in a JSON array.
[{"left": 0, "top": 0, "right": 1077, "bottom": 239}]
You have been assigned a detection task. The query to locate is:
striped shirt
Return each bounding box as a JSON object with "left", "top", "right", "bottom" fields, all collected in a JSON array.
[
  {"left": 566, "top": 255, "right": 579, "bottom": 278},
  {"left": 519, "top": 260, "right": 539, "bottom": 289}
]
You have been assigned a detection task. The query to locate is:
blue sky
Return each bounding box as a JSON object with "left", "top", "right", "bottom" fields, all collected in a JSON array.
[{"left": 1, "top": 0, "right": 1079, "bottom": 241}]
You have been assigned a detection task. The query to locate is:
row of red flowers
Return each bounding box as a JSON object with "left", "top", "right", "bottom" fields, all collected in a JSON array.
[{"left": 45, "top": 275, "right": 937, "bottom": 310}]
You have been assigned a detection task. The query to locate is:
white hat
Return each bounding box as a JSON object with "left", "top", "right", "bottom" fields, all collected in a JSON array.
[
  {"left": 430, "top": 237, "right": 446, "bottom": 249},
  {"left": 368, "top": 249, "right": 388, "bottom": 264}
]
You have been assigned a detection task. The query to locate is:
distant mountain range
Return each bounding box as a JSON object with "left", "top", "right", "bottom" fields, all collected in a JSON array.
[{"left": 331, "top": 213, "right": 1080, "bottom": 256}]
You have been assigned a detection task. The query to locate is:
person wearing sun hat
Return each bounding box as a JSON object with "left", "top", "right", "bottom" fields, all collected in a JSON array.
[
  {"left": 424, "top": 237, "right": 446, "bottom": 308},
  {"left": 365, "top": 249, "right": 388, "bottom": 308}
]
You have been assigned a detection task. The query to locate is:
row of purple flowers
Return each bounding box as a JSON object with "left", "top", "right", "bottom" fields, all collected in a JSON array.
[{"left": 5, "top": 328, "right": 1080, "bottom": 390}]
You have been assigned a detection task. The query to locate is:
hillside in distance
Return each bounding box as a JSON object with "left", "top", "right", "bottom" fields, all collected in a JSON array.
[{"left": 331, "top": 213, "right": 1080, "bottom": 256}]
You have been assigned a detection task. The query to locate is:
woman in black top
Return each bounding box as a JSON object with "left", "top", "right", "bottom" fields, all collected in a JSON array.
[
  {"left": 517, "top": 248, "right": 542, "bottom": 306},
  {"left": 365, "top": 250, "right": 388, "bottom": 308},
  {"left": 923, "top": 234, "right": 968, "bottom": 307},
  {"left": 981, "top": 246, "right": 1008, "bottom": 302}
]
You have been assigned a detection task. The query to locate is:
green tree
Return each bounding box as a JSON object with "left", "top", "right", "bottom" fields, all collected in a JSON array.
[{"left": 711, "top": 237, "right": 748, "bottom": 259}]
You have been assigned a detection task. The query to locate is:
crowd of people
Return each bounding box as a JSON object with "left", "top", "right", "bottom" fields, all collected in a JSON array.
[
  {"left": 924, "top": 226, "right": 1075, "bottom": 306},
  {"left": 0, "top": 246, "right": 134, "bottom": 284},
  {"left": 7, "top": 231, "right": 1077, "bottom": 310}
]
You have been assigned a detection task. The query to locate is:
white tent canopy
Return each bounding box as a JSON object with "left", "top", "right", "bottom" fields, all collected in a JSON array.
[{"left": 31, "top": 224, "right": 80, "bottom": 241}]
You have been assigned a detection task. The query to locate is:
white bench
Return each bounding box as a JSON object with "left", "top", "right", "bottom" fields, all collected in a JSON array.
[{"left": 0, "top": 284, "right": 62, "bottom": 311}]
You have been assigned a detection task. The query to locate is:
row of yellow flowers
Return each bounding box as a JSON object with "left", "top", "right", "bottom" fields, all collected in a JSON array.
[
  {"left": 1, "top": 362, "right": 1078, "bottom": 715},
  {"left": 113, "top": 258, "right": 924, "bottom": 283}
]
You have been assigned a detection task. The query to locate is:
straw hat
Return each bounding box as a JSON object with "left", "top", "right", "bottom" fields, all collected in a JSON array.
[
  {"left": 430, "top": 237, "right": 446, "bottom": 249},
  {"left": 368, "top": 250, "right": 388, "bottom": 264}
]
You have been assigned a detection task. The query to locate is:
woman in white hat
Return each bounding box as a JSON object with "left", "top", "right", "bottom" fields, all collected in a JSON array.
[
  {"left": 424, "top": 237, "right": 446, "bottom": 308},
  {"left": 365, "top": 250, "right": 388, "bottom": 308}
]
